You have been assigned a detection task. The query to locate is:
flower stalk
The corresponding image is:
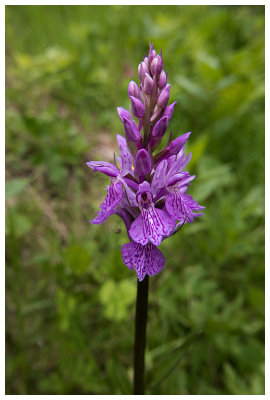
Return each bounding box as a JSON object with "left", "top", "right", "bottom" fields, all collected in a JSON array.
[{"left": 134, "top": 275, "right": 149, "bottom": 395}]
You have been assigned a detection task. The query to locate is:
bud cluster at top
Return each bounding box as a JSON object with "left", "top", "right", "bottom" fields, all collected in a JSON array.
[{"left": 118, "top": 42, "right": 177, "bottom": 160}]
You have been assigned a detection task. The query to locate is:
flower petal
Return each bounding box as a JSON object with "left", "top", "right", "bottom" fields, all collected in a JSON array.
[
  {"left": 128, "top": 214, "right": 148, "bottom": 245},
  {"left": 183, "top": 194, "right": 205, "bottom": 211},
  {"left": 89, "top": 182, "right": 123, "bottom": 224},
  {"left": 165, "top": 190, "right": 204, "bottom": 222},
  {"left": 167, "top": 173, "right": 195, "bottom": 188},
  {"left": 165, "top": 191, "right": 187, "bottom": 221},
  {"left": 151, "top": 159, "right": 167, "bottom": 196},
  {"left": 144, "top": 244, "right": 165, "bottom": 276},
  {"left": 121, "top": 242, "right": 146, "bottom": 281},
  {"left": 121, "top": 242, "right": 165, "bottom": 281},
  {"left": 86, "top": 161, "right": 119, "bottom": 177},
  {"left": 166, "top": 151, "right": 192, "bottom": 180},
  {"left": 129, "top": 206, "right": 175, "bottom": 246},
  {"left": 117, "top": 134, "right": 134, "bottom": 177},
  {"left": 120, "top": 178, "right": 137, "bottom": 207}
]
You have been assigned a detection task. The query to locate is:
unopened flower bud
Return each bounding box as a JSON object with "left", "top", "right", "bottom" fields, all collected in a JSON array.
[
  {"left": 169, "top": 132, "right": 191, "bottom": 155},
  {"left": 143, "top": 73, "right": 154, "bottom": 95},
  {"left": 163, "top": 101, "right": 177, "bottom": 121},
  {"left": 117, "top": 107, "right": 130, "bottom": 123},
  {"left": 150, "top": 55, "right": 163, "bottom": 76},
  {"left": 157, "top": 84, "right": 171, "bottom": 109},
  {"left": 158, "top": 70, "right": 167, "bottom": 88},
  {"left": 130, "top": 96, "right": 145, "bottom": 118},
  {"left": 135, "top": 149, "right": 152, "bottom": 179},
  {"left": 152, "top": 116, "right": 169, "bottom": 138},
  {"left": 138, "top": 61, "right": 149, "bottom": 82},
  {"left": 123, "top": 117, "right": 141, "bottom": 143},
  {"left": 148, "top": 42, "right": 157, "bottom": 65},
  {"left": 128, "top": 81, "right": 140, "bottom": 99},
  {"left": 150, "top": 105, "right": 162, "bottom": 122}
]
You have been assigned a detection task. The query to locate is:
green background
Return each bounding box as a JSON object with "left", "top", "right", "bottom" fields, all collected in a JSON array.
[{"left": 5, "top": 5, "right": 265, "bottom": 395}]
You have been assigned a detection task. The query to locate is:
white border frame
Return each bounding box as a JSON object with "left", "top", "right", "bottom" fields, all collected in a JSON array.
[{"left": 2, "top": 1, "right": 267, "bottom": 398}]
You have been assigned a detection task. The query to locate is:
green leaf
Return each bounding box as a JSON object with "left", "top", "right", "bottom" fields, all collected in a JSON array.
[
  {"left": 187, "top": 134, "right": 208, "bottom": 169},
  {"left": 63, "top": 244, "right": 91, "bottom": 275},
  {"left": 146, "top": 331, "right": 202, "bottom": 390},
  {"left": 247, "top": 287, "right": 264, "bottom": 316},
  {"left": 106, "top": 357, "right": 132, "bottom": 394},
  {"left": 190, "top": 156, "right": 235, "bottom": 202},
  {"left": 99, "top": 279, "right": 136, "bottom": 321},
  {"left": 6, "top": 211, "right": 34, "bottom": 237},
  {"left": 57, "top": 288, "right": 76, "bottom": 331},
  {"left": 6, "top": 178, "right": 29, "bottom": 200},
  {"left": 176, "top": 76, "right": 208, "bottom": 101}
]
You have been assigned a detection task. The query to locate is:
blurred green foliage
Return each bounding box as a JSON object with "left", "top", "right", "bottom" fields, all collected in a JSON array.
[{"left": 5, "top": 5, "right": 264, "bottom": 395}]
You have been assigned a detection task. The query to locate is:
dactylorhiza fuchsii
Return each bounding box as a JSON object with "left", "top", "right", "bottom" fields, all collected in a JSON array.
[{"left": 87, "top": 43, "right": 205, "bottom": 281}]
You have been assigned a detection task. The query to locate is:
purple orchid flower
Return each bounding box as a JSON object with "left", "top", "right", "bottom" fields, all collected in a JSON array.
[
  {"left": 129, "top": 181, "right": 175, "bottom": 246},
  {"left": 152, "top": 149, "right": 205, "bottom": 223},
  {"left": 86, "top": 43, "right": 205, "bottom": 281},
  {"left": 86, "top": 135, "right": 136, "bottom": 224}
]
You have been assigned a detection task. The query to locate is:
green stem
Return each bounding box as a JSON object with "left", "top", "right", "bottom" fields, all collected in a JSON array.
[{"left": 133, "top": 275, "right": 149, "bottom": 395}]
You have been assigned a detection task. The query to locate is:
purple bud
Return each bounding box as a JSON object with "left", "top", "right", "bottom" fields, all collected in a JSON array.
[
  {"left": 150, "top": 58, "right": 158, "bottom": 75},
  {"left": 143, "top": 73, "right": 154, "bottom": 95},
  {"left": 152, "top": 116, "right": 169, "bottom": 138},
  {"left": 128, "top": 81, "right": 140, "bottom": 98},
  {"left": 158, "top": 70, "right": 167, "bottom": 88},
  {"left": 169, "top": 132, "right": 191, "bottom": 155},
  {"left": 135, "top": 149, "right": 152, "bottom": 178},
  {"left": 148, "top": 42, "right": 157, "bottom": 64},
  {"left": 163, "top": 101, "right": 177, "bottom": 121},
  {"left": 143, "top": 56, "right": 149, "bottom": 67},
  {"left": 123, "top": 117, "right": 141, "bottom": 143},
  {"left": 117, "top": 107, "right": 131, "bottom": 123},
  {"left": 130, "top": 96, "right": 145, "bottom": 118},
  {"left": 157, "top": 84, "right": 171, "bottom": 109},
  {"left": 150, "top": 49, "right": 157, "bottom": 62},
  {"left": 138, "top": 61, "right": 149, "bottom": 82},
  {"left": 150, "top": 55, "right": 163, "bottom": 76},
  {"left": 150, "top": 105, "right": 162, "bottom": 122}
]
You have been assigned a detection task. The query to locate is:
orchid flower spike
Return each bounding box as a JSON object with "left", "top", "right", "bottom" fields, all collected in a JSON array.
[{"left": 86, "top": 43, "right": 204, "bottom": 281}]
